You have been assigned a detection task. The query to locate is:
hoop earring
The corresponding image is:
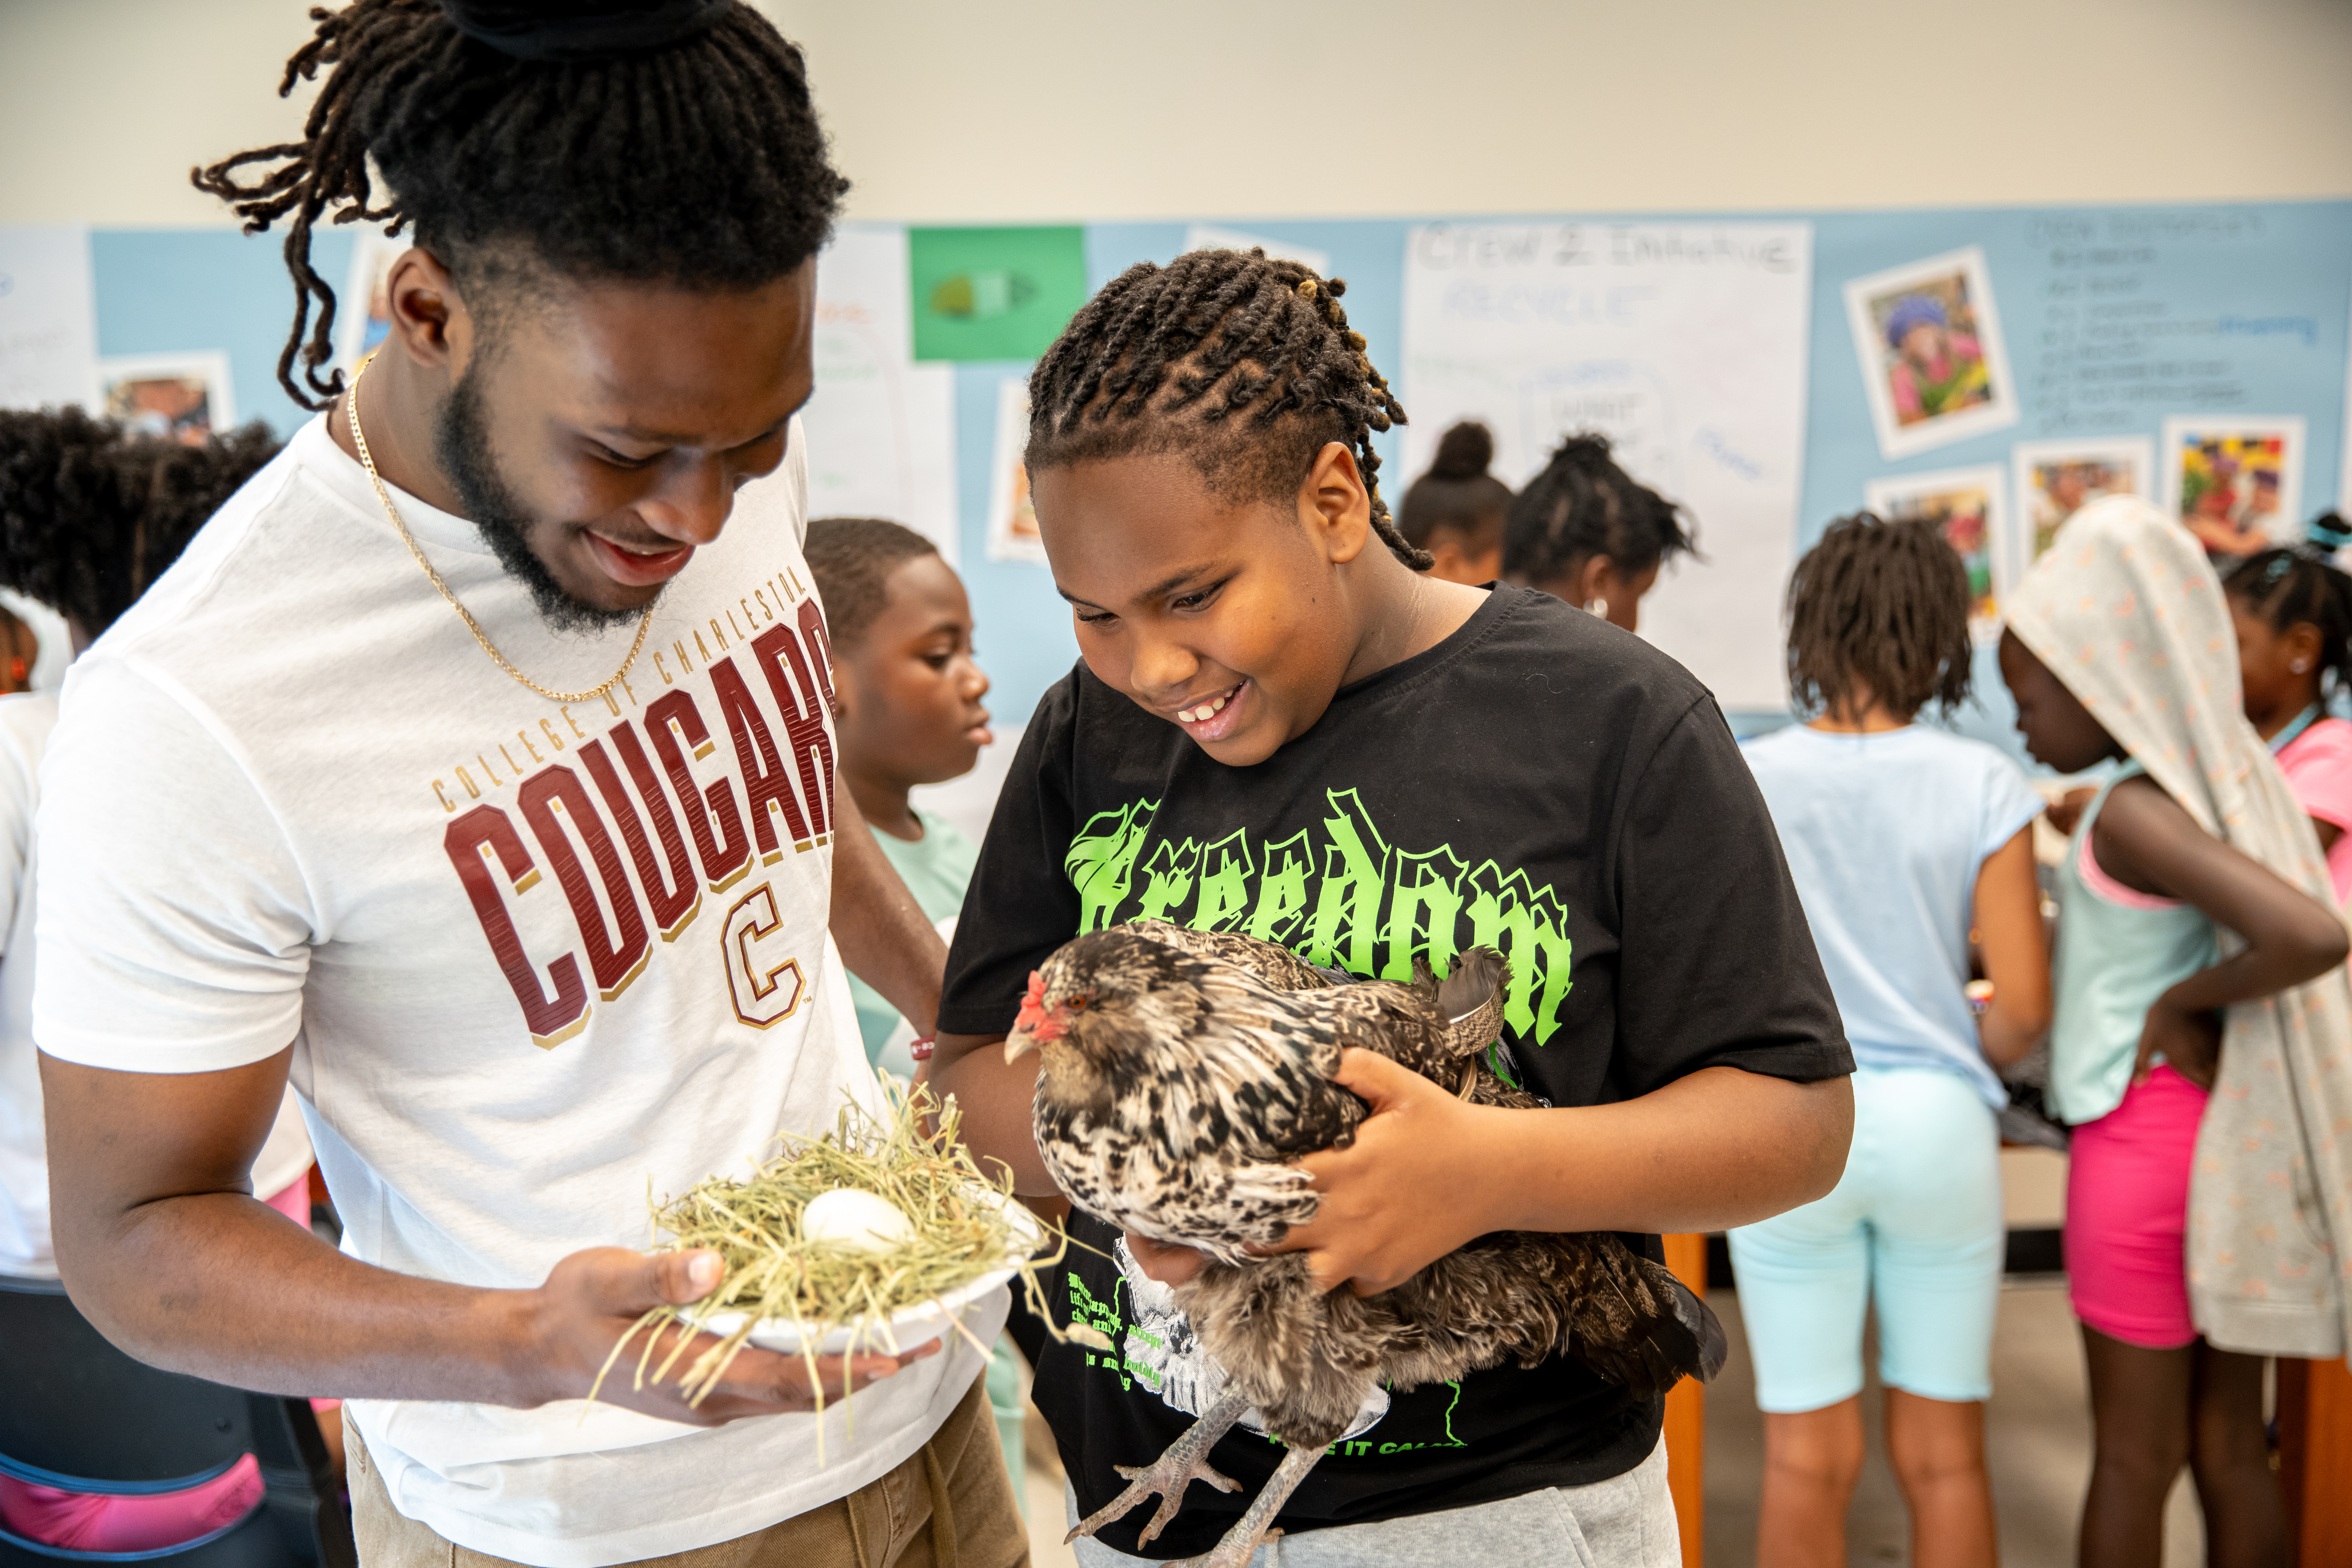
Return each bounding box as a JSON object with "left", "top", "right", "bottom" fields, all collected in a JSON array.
[{"left": 1585, "top": 598, "right": 1609, "bottom": 619}]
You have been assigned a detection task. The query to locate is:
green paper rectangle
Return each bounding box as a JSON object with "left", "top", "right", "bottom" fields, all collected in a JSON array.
[{"left": 909, "top": 226, "right": 1089, "bottom": 362}]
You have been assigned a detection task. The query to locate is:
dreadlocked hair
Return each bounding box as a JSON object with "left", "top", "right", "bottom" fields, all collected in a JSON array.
[
  {"left": 2224, "top": 533, "right": 2352, "bottom": 700},
  {"left": 1503, "top": 433, "right": 1695, "bottom": 587},
  {"left": 0, "top": 408, "right": 282, "bottom": 635},
  {"left": 1399, "top": 422, "right": 1512, "bottom": 549},
  {"left": 1024, "top": 248, "right": 1426, "bottom": 570},
  {"left": 1784, "top": 512, "right": 1974, "bottom": 722},
  {"left": 804, "top": 518, "right": 940, "bottom": 649},
  {"left": 193, "top": 0, "right": 847, "bottom": 410}
]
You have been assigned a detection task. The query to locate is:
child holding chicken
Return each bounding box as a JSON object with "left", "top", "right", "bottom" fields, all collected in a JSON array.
[{"left": 930, "top": 249, "right": 1855, "bottom": 1567}]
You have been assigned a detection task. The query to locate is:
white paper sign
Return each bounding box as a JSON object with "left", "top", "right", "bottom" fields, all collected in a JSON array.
[
  {"left": 335, "top": 227, "right": 408, "bottom": 375},
  {"left": 802, "top": 226, "right": 959, "bottom": 563},
  {"left": 1402, "top": 222, "right": 1815, "bottom": 709},
  {"left": 1183, "top": 225, "right": 1331, "bottom": 279},
  {"left": 0, "top": 225, "right": 100, "bottom": 413}
]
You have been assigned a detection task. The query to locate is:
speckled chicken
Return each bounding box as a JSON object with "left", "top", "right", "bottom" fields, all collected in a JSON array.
[{"left": 1006, "top": 924, "right": 1725, "bottom": 1568}]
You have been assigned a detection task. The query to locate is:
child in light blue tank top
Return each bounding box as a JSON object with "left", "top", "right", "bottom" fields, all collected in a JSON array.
[
  {"left": 1732, "top": 514, "right": 2052, "bottom": 1568},
  {"left": 2046, "top": 762, "right": 2216, "bottom": 1126}
]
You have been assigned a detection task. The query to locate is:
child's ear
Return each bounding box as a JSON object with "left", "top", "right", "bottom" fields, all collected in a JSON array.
[
  {"left": 1576, "top": 553, "right": 1617, "bottom": 608},
  {"left": 1300, "top": 441, "right": 1373, "bottom": 566},
  {"left": 2287, "top": 620, "right": 2325, "bottom": 673},
  {"left": 827, "top": 655, "right": 860, "bottom": 726}
]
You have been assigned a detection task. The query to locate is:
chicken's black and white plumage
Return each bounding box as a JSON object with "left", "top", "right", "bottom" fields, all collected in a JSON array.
[{"left": 1009, "top": 924, "right": 1726, "bottom": 1568}]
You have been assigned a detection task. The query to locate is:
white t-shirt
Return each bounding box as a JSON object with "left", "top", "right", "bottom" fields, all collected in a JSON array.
[
  {"left": 2, "top": 687, "right": 312, "bottom": 1278},
  {"left": 32, "top": 415, "right": 1000, "bottom": 1566}
]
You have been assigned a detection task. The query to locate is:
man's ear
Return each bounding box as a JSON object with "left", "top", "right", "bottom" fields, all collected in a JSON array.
[
  {"left": 381, "top": 246, "right": 470, "bottom": 375},
  {"left": 1299, "top": 441, "right": 1374, "bottom": 566}
]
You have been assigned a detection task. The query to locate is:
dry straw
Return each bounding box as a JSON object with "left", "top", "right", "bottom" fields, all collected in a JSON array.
[{"left": 591, "top": 1078, "right": 1083, "bottom": 1448}]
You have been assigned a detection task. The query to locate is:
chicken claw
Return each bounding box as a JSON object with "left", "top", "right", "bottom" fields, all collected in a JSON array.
[
  {"left": 1066, "top": 1386, "right": 1250, "bottom": 1546},
  {"left": 1165, "top": 1443, "right": 1321, "bottom": 1568}
]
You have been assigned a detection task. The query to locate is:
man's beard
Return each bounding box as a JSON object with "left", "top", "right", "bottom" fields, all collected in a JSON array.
[{"left": 432, "top": 369, "right": 647, "bottom": 635}]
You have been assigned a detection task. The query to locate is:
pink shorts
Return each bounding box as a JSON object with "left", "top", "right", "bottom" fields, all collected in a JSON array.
[
  {"left": 2065, "top": 1065, "right": 2209, "bottom": 1348},
  {"left": 0, "top": 1175, "right": 335, "bottom": 1554},
  {"left": 0, "top": 1456, "right": 264, "bottom": 1554}
]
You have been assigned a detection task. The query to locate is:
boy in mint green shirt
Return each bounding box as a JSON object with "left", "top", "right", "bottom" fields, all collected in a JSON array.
[
  {"left": 804, "top": 516, "right": 1029, "bottom": 1493},
  {"left": 804, "top": 517, "right": 994, "bottom": 1074}
]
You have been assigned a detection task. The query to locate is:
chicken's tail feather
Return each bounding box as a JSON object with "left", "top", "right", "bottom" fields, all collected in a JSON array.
[
  {"left": 1670, "top": 1271, "right": 1729, "bottom": 1383},
  {"left": 1570, "top": 1251, "right": 1727, "bottom": 1397}
]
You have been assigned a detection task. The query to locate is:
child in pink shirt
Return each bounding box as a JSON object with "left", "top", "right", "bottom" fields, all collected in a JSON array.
[{"left": 2225, "top": 540, "right": 2352, "bottom": 903}]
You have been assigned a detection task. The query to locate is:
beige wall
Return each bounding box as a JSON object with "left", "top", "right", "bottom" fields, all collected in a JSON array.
[{"left": 4, "top": 0, "right": 2349, "bottom": 228}]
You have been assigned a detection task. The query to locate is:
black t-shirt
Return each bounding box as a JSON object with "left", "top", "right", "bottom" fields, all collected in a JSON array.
[{"left": 940, "top": 585, "right": 1848, "bottom": 1558}]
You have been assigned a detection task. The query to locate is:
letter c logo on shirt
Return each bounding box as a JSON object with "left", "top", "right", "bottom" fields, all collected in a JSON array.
[{"left": 722, "top": 881, "right": 807, "bottom": 1029}]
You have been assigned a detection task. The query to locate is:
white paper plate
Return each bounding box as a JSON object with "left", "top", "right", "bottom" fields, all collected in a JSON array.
[{"left": 691, "top": 1188, "right": 1042, "bottom": 1358}]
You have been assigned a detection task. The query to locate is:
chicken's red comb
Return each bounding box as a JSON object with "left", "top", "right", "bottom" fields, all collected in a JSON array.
[{"left": 1014, "top": 970, "right": 1047, "bottom": 1034}]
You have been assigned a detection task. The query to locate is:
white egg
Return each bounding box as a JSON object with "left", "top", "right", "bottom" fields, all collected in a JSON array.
[{"left": 801, "top": 1188, "right": 916, "bottom": 1255}]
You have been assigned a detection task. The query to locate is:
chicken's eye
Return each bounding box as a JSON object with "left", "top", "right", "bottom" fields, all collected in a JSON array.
[{"left": 1069, "top": 994, "right": 1092, "bottom": 1011}]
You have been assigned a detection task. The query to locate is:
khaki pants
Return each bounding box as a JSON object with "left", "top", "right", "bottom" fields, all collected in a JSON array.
[{"left": 351, "top": 1375, "right": 1027, "bottom": 1568}]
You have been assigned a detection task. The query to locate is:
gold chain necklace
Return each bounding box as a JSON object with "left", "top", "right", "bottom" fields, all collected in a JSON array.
[{"left": 343, "top": 354, "right": 652, "bottom": 706}]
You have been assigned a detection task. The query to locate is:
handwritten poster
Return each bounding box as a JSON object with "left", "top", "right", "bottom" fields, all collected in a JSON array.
[
  {"left": 0, "top": 225, "right": 99, "bottom": 413},
  {"left": 1402, "top": 222, "right": 1815, "bottom": 708},
  {"left": 802, "top": 226, "right": 958, "bottom": 561}
]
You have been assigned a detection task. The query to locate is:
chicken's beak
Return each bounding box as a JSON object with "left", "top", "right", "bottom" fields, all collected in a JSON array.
[{"left": 1008, "top": 970, "right": 1056, "bottom": 1062}]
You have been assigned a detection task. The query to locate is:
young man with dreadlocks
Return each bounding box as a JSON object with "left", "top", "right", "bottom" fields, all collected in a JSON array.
[
  {"left": 33, "top": 5, "right": 1023, "bottom": 1566},
  {"left": 928, "top": 248, "right": 1853, "bottom": 1565}
]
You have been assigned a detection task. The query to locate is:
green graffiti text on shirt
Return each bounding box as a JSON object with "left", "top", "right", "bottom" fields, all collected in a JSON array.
[{"left": 1064, "top": 788, "right": 1574, "bottom": 1044}]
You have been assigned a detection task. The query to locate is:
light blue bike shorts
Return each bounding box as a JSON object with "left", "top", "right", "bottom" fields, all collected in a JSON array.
[{"left": 1726, "top": 1063, "right": 2003, "bottom": 1412}]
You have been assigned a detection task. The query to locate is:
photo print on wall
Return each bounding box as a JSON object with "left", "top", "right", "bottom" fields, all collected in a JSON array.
[
  {"left": 1846, "top": 246, "right": 2019, "bottom": 460},
  {"left": 1865, "top": 463, "right": 2011, "bottom": 643},
  {"left": 96, "top": 351, "right": 235, "bottom": 445},
  {"left": 2011, "top": 436, "right": 2154, "bottom": 574},
  {"left": 2159, "top": 415, "right": 2306, "bottom": 559},
  {"left": 985, "top": 377, "right": 1045, "bottom": 565}
]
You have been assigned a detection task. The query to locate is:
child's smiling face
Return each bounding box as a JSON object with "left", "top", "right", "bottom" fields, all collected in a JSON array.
[{"left": 1034, "top": 447, "right": 1378, "bottom": 768}]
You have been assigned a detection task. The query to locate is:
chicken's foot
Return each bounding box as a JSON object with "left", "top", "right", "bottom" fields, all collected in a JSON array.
[
  {"left": 1065, "top": 1385, "right": 1251, "bottom": 1547},
  {"left": 1167, "top": 1440, "right": 1324, "bottom": 1568}
]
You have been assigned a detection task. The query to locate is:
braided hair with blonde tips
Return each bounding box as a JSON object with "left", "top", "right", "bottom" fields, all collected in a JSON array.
[
  {"left": 192, "top": 0, "right": 846, "bottom": 410},
  {"left": 1024, "top": 248, "right": 1428, "bottom": 570}
]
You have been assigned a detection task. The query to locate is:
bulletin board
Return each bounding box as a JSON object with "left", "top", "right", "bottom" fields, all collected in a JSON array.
[{"left": 8, "top": 199, "right": 2347, "bottom": 744}]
